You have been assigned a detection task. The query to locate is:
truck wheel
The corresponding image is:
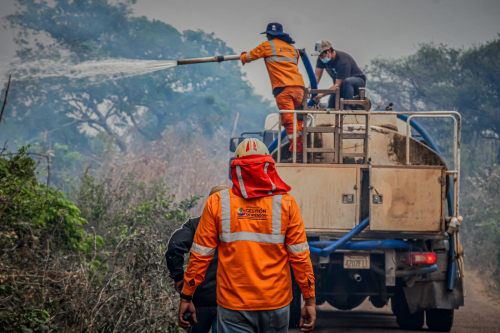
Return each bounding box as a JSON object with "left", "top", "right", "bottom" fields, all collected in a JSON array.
[
  {"left": 369, "top": 296, "right": 388, "bottom": 308},
  {"left": 426, "top": 309, "right": 454, "bottom": 332},
  {"left": 289, "top": 274, "right": 302, "bottom": 328},
  {"left": 326, "top": 294, "right": 366, "bottom": 310},
  {"left": 393, "top": 289, "right": 424, "bottom": 330}
]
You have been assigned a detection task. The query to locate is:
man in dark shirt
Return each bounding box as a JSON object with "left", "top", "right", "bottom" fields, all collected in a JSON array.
[
  {"left": 311, "top": 40, "right": 367, "bottom": 109},
  {"left": 165, "top": 185, "right": 228, "bottom": 333}
]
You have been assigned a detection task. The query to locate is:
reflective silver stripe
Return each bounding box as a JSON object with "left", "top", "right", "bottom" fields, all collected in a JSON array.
[
  {"left": 272, "top": 195, "right": 282, "bottom": 235},
  {"left": 267, "top": 40, "right": 297, "bottom": 63},
  {"left": 191, "top": 242, "right": 216, "bottom": 256},
  {"left": 269, "top": 40, "right": 277, "bottom": 56},
  {"left": 220, "top": 189, "right": 231, "bottom": 235},
  {"left": 287, "top": 131, "right": 302, "bottom": 139},
  {"left": 266, "top": 56, "right": 297, "bottom": 64},
  {"left": 287, "top": 241, "right": 309, "bottom": 254},
  {"left": 219, "top": 232, "right": 285, "bottom": 244},
  {"left": 235, "top": 166, "right": 248, "bottom": 199},
  {"left": 246, "top": 52, "right": 252, "bottom": 62},
  {"left": 264, "top": 162, "right": 276, "bottom": 191}
]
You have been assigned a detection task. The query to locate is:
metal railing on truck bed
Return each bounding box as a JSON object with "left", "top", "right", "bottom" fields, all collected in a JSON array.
[{"left": 277, "top": 109, "right": 461, "bottom": 221}]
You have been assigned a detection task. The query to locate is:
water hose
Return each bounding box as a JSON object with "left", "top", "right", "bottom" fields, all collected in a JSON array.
[
  {"left": 310, "top": 217, "right": 370, "bottom": 258},
  {"left": 297, "top": 49, "right": 318, "bottom": 106},
  {"left": 176, "top": 55, "right": 240, "bottom": 65},
  {"left": 309, "top": 240, "right": 422, "bottom": 252},
  {"left": 397, "top": 114, "right": 456, "bottom": 291},
  {"left": 371, "top": 263, "right": 438, "bottom": 278},
  {"left": 268, "top": 130, "right": 287, "bottom": 156}
]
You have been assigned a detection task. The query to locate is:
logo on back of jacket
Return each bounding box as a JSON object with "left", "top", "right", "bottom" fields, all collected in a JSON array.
[{"left": 237, "top": 206, "right": 267, "bottom": 220}]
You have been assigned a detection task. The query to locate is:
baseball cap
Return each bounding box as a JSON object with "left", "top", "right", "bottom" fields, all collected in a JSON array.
[{"left": 311, "top": 40, "right": 332, "bottom": 56}]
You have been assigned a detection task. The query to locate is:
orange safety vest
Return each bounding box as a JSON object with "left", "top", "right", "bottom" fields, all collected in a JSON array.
[
  {"left": 243, "top": 39, "right": 305, "bottom": 90},
  {"left": 182, "top": 188, "right": 315, "bottom": 311}
]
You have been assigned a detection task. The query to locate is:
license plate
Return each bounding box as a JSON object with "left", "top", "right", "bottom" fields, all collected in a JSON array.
[{"left": 343, "top": 253, "right": 370, "bottom": 269}]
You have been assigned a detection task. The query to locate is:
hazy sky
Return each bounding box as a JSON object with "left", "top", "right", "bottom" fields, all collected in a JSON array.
[{"left": 1, "top": 0, "right": 500, "bottom": 100}]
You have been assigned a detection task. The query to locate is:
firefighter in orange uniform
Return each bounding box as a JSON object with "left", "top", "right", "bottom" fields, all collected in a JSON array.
[
  {"left": 240, "top": 22, "right": 306, "bottom": 163},
  {"left": 178, "top": 138, "right": 316, "bottom": 332}
]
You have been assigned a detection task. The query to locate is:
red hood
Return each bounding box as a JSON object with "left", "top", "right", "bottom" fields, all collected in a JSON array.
[{"left": 230, "top": 155, "right": 291, "bottom": 199}]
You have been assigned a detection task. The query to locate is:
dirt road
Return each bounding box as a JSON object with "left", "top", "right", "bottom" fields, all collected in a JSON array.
[{"left": 290, "top": 275, "right": 500, "bottom": 332}]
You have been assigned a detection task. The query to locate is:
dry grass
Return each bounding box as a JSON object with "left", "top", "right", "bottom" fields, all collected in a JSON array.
[{"left": 90, "top": 131, "right": 233, "bottom": 216}]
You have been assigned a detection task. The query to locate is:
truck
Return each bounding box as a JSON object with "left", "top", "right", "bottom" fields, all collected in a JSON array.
[{"left": 228, "top": 88, "right": 464, "bottom": 332}]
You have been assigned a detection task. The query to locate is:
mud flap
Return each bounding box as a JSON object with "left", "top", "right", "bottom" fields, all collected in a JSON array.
[{"left": 403, "top": 280, "right": 464, "bottom": 313}]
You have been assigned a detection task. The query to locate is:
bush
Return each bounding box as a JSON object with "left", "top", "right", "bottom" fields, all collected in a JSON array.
[{"left": 0, "top": 146, "right": 198, "bottom": 332}]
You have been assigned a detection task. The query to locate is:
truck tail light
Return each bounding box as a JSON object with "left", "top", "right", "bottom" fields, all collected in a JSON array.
[{"left": 407, "top": 252, "right": 437, "bottom": 265}]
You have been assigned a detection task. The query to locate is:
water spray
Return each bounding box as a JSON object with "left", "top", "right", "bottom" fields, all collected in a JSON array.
[{"left": 6, "top": 54, "right": 241, "bottom": 82}]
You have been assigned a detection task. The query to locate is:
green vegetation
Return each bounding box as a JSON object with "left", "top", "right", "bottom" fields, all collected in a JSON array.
[
  {"left": 0, "top": 145, "right": 92, "bottom": 252},
  {"left": 0, "top": 145, "right": 195, "bottom": 331}
]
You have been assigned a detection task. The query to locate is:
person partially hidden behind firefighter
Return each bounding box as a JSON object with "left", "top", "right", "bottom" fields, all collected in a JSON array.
[
  {"left": 165, "top": 186, "right": 228, "bottom": 333},
  {"left": 240, "top": 22, "right": 306, "bottom": 163},
  {"left": 311, "top": 40, "right": 367, "bottom": 110},
  {"left": 178, "top": 138, "right": 316, "bottom": 332}
]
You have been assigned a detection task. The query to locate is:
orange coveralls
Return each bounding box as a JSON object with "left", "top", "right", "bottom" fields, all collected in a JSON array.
[
  {"left": 240, "top": 39, "right": 305, "bottom": 152},
  {"left": 182, "top": 189, "right": 315, "bottom": 311}
]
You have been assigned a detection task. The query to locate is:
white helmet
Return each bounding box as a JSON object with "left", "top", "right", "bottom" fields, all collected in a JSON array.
[{"left": 234, "top": 138, "right": 270, "bottom": 158}]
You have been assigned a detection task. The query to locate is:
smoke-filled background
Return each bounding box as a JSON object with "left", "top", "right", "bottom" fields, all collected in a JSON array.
[{"left": 0, "top": 0, "right": 499, "bottom": 331}]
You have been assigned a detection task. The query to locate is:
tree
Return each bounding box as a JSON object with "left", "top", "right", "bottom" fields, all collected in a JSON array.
[
  {"left": 1, "top": 0, "right": 274, "bottom": 154},
  {"left": 367, "top": 37, "right": 500, "bottom": 141}
]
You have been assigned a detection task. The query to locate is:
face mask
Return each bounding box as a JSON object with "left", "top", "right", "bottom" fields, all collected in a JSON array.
[{"left": 321, "top": 56, "right": 330, "bottom": 64}]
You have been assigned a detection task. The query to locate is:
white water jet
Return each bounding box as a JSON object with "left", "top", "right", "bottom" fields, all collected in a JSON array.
[{"left": 7, "top": 58, "right": 178, "bottom": 83}]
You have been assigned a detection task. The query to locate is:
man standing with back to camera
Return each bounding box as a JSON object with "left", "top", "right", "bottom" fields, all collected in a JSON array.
[
  {"left": 166, "top": 186, "right": 228, "bottom": 333},
  {"left": 178, "top": 138, "right": 316, "bottom": 332}
]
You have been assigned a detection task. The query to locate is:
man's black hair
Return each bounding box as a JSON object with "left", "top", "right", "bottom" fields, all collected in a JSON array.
[{"left": 266, "top": 33, "right": 295, "bottom": 44}]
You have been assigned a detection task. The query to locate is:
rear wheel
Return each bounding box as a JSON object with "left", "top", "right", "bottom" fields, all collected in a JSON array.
[
  {"left": 393, "top": 289, "right": 424, "bottom": 330},
  {"left": 426, "top": 309, "right": 454, "bottom": 332},
  {"left": 326, "top": 294, "right": 366, "bottom": 310},
  {"left": 370, "top": 296, "right": 388, "bottom": 309},
  {"left": 324, "top": 269, "right": 366, "bottom": 310}
]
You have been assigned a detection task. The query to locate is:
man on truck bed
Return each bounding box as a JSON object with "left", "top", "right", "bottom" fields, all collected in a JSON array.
[
  {"left": 240, "top": 22, "right": 306, "bottom": 163},
  {"left": 311, "top": 40, "right": 367, "bottom": 109},
  {"left": 178, "top": 138, "right": 316, "bottom": 332},
  {"left": 166, "top": 186, "right": 228, "bottom": 333}
]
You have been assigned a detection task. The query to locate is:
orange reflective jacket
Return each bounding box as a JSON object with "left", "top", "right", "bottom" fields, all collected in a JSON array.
[
  {"left": 240, "top": 39, "right": 305, "bottom": 90},
  {"left": 182, "top": 188, "right": 315, "bottom": 311}
]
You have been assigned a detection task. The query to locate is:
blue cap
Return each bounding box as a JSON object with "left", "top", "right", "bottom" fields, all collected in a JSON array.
[{"left": 260, "top": 22, "right": 288, "bottom": 36}]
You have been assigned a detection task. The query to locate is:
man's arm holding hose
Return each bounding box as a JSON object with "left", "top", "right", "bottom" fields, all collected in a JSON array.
[
  {"left": 286, "top": 197, "right": 316, "bottom": 332},
  {"left": 178, "top": 195, "right": 219, "bottom": 329},
  {"left": 240, "top": 41, "right": 272, "bottom": 65}
]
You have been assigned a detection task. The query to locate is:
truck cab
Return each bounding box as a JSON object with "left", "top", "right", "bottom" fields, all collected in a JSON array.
[{"left": 228, "top": 88, "right": 464, "bottom": 332}]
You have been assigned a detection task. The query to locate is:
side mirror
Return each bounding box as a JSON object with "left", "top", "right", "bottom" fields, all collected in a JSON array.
[{"left": 229, "top": 137, "right": 244, "bottom": 152}]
